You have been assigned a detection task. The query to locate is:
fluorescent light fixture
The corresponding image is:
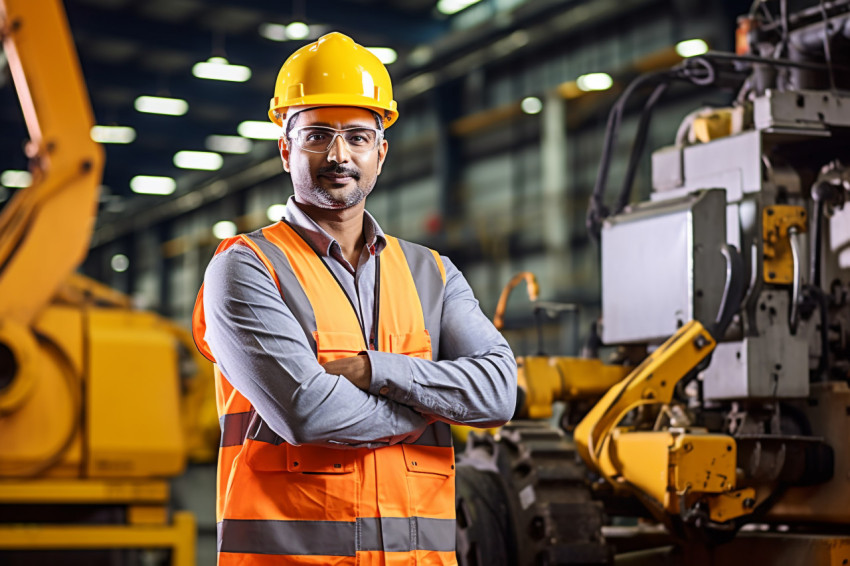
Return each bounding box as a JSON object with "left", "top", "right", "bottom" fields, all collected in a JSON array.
[
  {"left": 676, "top": 39, "right": 709, "bottom": 58},
  {"left": 437, "top": 0, "right": 481, "bottom": 15},
  {"left": 407, "top": 46, "right": 433, "bottom": 67},
  {"left": 576, "top": 72, "right": 613, "bottom": 92},
  {"left": 111, "top": 254, "right": 129, "bottom": 273},
  {"left": 521, "top": 96, "right": 543, "bottom": 115},
  {"left": 173, "top": 150, "right": 224, "bottom": 171},
  {"left": 286, "top": 22, "right": 310, "bottom": 40},
  {"left": 130, "top": 175, "right": 176, "bottom": 195},
  {"left": 238, "top": 120, "right": 282, "bottom": 140},
  {"left": 0, "top": 169, "right": 32, "bottom": 188},
  {"left": 367, "top": 47, "right": 397, "bottom": 65},
  {"left": 134, "top": 96, "right": 189, "bottom": 116},
  {"left": 266, "top": 203, "right": 287, "bottom": 222},
  {"left": 91, "top": 125, "right": 136, "bottom": 144},
  {"left": 213, "top": 220, "right": 237, "bottom": 240},
  {"left": 259, "top": 22, "right": 288, "bottom": 41},
  {"left": 192, "top": 56, "right": 252, "bottom": 82},
  {"left": 206, "top": 135, "right": 253, "bottom": 154}
]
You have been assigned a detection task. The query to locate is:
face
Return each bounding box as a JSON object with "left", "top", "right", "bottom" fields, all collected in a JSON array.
[{"left": 279, "top": 106, "right": 388, "bottom": 210}]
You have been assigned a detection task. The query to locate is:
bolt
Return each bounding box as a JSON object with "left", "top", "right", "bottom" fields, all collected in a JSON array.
[
  {"left": 767, "top": 208, "right": 775, "bottom": 216},
  {"left": 743, "top": 498, "right": 756, "bottom": 509},
  {"left": 694, "top": 335, "right": 709, "bottom": 349},
  {"left": 768, "top": 272, "right": 776, "bottom": 279}
]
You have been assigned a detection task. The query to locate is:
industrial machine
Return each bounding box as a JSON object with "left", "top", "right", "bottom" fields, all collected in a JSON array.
[
  {"left": 457, "top": 1, "right": 850, "bottom": 564},
  {"left": 0, "top": 1, "right": 217, "bottom": 564}
]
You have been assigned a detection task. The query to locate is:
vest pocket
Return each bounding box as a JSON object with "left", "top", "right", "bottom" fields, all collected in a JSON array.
[
  {"left": 313, "top": 330, "right": 366, "bottom": 364},
  {"left": 389, "top": 330, "right": 432, "bottom": 360},
  {"left": 402, "top": 444, "right": 456, "bottom": 521},
  {"left": 402, "top": 444, "right": 455, "bottom": 477},
  {"left": 243, "top": 438, "right": 354, "bottom": 474}
]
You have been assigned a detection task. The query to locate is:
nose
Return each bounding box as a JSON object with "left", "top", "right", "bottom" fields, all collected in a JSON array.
[{"left": 326, "top": 134, "right": 351, "bottom": 163}]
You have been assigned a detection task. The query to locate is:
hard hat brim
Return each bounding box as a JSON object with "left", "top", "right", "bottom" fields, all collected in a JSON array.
[{"left": 269, "top": 93, "right": 398, "bottom": 129}]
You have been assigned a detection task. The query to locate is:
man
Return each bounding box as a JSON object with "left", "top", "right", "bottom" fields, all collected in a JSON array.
[{"left": 193, "top": 32, "right": 517, "bottom": 565}]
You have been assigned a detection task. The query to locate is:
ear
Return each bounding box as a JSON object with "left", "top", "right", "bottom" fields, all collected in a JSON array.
[
  {"left": 279, "top": 137, "right": 291, "bottom": 173},
  {"left": 375, "top": 138, "right": 388, "bottom": 176}
]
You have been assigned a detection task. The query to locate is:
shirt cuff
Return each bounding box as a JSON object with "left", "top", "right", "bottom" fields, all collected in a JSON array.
[{"left": 365, "top": 350, "right": 414, "bottom": 403}]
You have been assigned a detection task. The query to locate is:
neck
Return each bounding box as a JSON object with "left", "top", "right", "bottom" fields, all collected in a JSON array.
[{"left": 294, "top": 198, "right": 366, "bottom": 267}]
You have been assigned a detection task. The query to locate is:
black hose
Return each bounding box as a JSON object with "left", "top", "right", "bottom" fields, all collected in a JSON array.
[
  {"left": 614, "top": 82, "right": 669, "bottom": 215},
  {"left": 586, "top": 70, "right": 675, "bottom": 239}
]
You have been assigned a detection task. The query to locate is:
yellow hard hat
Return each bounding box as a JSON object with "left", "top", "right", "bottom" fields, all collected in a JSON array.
[{"left": 269, "top": 32, "right": 399, "bottom": 128}]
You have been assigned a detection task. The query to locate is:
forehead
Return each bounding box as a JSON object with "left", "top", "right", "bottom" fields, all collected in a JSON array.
[{"left": 297, "top": 106, "right": 375, "bottom": 128}]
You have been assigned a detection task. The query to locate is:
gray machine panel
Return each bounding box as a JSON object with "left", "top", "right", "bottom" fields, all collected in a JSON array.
[
  {"left": 601, "top": 189, "right": 729, "bottom": 344},
  {"left": 703, "top": 292, "right": 810, "bottom": 400}
]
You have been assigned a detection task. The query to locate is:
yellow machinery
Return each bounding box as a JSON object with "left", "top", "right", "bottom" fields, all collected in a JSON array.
[
  {"left": 0, "top": 0, "right": 217, "bottom": 563},
  {"left": 455, "top": 2, "right": 850, "bottom": 565}
]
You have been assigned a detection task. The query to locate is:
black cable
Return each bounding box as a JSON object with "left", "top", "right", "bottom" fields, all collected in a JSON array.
[
  {"left": 614, "top": 82, "right": 668, "bottom": 215},
  {"left": 586, "top": 69, "right": 676, "bottom": 239}
]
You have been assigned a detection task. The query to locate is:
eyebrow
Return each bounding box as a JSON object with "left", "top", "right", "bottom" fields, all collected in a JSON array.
[{"left": 305, "top": 122, "right": 374, "bottom": 129}]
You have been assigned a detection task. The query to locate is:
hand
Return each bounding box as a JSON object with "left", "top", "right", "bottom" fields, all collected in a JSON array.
[{"left": 322, "top": 354, "right": 372, "bottom": 391}]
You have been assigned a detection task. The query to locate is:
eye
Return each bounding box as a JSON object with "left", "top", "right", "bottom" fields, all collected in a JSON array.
[
  {"left": 305, "top": 132, "right": 329, "bottom": 142},
  {"left": 345, "top": 129, "right": 374, "bottom": 145}
]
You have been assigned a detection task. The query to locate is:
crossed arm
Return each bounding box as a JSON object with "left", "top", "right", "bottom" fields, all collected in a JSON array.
[{"left": 202, "top": 245, "right": 516, "bottom": 448}]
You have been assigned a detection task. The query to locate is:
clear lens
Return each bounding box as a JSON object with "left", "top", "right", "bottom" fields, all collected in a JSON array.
[{"left": 293, "top": 126, "right": 380, "bottom": 153}]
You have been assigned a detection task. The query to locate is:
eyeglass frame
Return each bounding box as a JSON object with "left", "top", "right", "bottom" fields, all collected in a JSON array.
[{"left": 288, "top": 125, "right": 384, "bottom": 154}]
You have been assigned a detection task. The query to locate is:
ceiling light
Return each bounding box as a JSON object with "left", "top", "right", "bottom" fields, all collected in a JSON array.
[
  {"left": 259, "top": 22, "right": 288, "bottom": 41},
  {"left": 521, "top": 96, "right": 543, "bottom": 115},
  {"left": 286, "top": 22, "right": 310, "bottom": 40},
  {"left": 213, "top": 220, "right": 237, "bottom": 239},
  {"left": 576, "top": 72, "right": 613, "bottom": 92},
  {"left": 266, "top": 203, "right": 287, "bottom": 222},
  {"left": 134, "top": 96, "right": 189, "bottom": 116},
  {"left": 238, "top": 120, "right": 281, "bottom": 140},
  {"left": 173, "top": 150, "right": 223, "bottom": 171},
  {"left": 407, "top": 45, "right": 433, "bottom": 67},
  {"left": 367, "top": 47, "right": 397, "bottom": 65},
  {"left": 111, "top": 254, "right": 129, "bottom": 273},
  {"left": 206, "top": 135, "right": 253, "bottom": 154},
  {"left": 130, "top": 175, "right": 176, "bottom": 195},
  {"left": 437, "top": 0, "right": 481, "bottom": 15},
  {"left": 676, "top": 39, "right": 709, "bottom": 58},
  {"left": 0, "top": 169, "right": 32, "bottom": 188},
  {"left": 192, "top": 56, "right": 252, "bottom": 82},
  {"left": 90, "top": 125, "right": 136, "bottom": 144}
]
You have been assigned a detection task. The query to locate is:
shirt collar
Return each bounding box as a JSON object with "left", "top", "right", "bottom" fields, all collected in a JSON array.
[{"left": 281, "top": 195, "right": 387, "bottom": 258}]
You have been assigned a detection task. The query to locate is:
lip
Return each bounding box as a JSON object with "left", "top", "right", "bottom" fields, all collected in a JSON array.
[{"left": 320, "top": 174, "right": 354, "bottom": 183}]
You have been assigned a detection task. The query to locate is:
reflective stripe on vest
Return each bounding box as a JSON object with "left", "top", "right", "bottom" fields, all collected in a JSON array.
[
  {"left": 192, "top": 220, "right": 456, "bottom": 565},
  {"left": 218, "top": 516, "right": 456, "bottom": 555}
]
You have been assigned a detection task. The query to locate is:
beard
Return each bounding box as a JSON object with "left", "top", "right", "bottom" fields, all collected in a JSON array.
[
  {"left": 294, "top": 162, "right": 372, "bottom": 209},
  {"left": 307, "top": 184, "right": 368, "bottom": 209}
]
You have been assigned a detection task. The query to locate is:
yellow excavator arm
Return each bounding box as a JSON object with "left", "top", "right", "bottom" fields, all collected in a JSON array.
[
  {"left": 0, "top": 0, "right": 104, "bottom": 327},
  {"left": 574, "top": 321, "right": 755, "bottom": 524}
]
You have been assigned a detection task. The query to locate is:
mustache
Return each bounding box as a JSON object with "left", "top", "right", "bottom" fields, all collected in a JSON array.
[{"left": 318, "top": 164, "right": 360, "bottom": 179}]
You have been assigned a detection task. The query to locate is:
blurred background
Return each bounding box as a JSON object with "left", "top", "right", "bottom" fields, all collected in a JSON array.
[
  {"left": 0, "top": 0, "right": 752, "bottom": 563},
  {"left": 1, "top": 0, "right": 748, "bottom": 349}
]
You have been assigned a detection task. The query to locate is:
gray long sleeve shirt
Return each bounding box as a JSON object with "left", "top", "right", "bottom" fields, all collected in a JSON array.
[{"left": 201, "top": 196, "right": 517, "bottom": 448}]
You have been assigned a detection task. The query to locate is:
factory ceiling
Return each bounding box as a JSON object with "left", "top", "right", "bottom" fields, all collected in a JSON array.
[{"left": 0, "top": 0, "right": 711, "bottom": 228}]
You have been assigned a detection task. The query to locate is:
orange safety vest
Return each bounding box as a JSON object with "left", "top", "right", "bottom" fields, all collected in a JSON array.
[{"left": 192, "top": 220, "right": 457, "bottom": 565}]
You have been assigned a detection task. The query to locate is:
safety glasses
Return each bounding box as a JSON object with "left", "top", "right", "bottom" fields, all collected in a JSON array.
[{"left": 290, "top": 126, "right": 383, "bottom": 154}]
